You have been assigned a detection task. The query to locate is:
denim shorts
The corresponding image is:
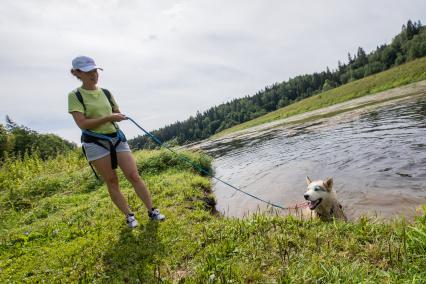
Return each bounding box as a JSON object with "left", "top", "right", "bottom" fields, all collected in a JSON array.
[{"left": 82, "top": 138, "right": 131, "bottom": 162}]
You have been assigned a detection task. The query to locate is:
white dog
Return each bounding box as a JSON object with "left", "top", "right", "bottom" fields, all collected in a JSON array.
[{"left": 304, "top": 177, "right": 347, "bottom": 221}]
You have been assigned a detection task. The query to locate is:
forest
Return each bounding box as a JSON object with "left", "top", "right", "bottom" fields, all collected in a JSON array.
[
  {"left": 0, "top": 116, "right": 76, "bottom": 162},
  {"left": 128, "top": 20, "right": 426, "bottom": 149}
]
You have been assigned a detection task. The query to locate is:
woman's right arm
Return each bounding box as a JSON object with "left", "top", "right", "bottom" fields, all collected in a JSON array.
[{"left": 70, "top": 112, "right": 127, "bottom": 130}]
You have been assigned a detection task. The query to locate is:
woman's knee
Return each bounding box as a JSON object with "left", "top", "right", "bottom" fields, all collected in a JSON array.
[
  {"left": 126, "top": 171, "right": 141, "bottom": 184},
  {"left": 104, "top": 173, "right": 119, "bottom": 186}
]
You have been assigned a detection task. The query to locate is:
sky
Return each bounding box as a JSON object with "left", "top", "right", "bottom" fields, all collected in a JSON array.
[{"left": 1, "top": 0, "right": 425, "bottom": 144}]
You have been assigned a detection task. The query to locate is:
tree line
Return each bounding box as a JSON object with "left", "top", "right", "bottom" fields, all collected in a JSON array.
[
  {"left": 0, "top": 116, "right": 76, "bottom": 163},
  {"left": 129, "top": 20, "right": 426, "bottom": 150}
]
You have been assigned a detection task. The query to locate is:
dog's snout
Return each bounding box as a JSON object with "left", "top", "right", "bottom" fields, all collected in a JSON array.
[{"left": 304, "top": 194, "right": 309, "bottom": 200}]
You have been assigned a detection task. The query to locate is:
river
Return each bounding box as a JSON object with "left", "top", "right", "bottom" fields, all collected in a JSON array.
[{"left": 189, "top": 88, "right": 426, "bottom": 220}]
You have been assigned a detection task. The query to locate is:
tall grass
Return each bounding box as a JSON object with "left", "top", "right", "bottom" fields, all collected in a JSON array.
[
  {"left": 0, "top": 149, "right": 425, "bottom": 282},
  {"left": 215, "top": 56, "right": 426, "bottom": 137}
]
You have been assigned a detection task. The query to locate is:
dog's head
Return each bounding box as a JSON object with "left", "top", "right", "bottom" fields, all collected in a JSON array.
[{"left": 304, "top": 176, "right": 333, "bottom": 210}]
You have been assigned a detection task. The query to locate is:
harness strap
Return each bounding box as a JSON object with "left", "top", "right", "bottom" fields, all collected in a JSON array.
[
  {"left": 94, "top": 140, "right": 119, "bottom": 169},
  {"left": 81, "top": 130, "right": 126, "bottom": 171},
  {"left": 81, "top": 145, "right": 100, "bottom": 180}
]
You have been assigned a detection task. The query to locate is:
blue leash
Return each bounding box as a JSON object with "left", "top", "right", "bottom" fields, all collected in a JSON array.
[{"left": 127, "top": 117, "right": 287, "bottom": 210}]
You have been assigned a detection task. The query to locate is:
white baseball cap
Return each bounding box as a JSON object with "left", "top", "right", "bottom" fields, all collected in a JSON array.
[{"left": 72, "top": 56, "right": 103, "bottom": 72}]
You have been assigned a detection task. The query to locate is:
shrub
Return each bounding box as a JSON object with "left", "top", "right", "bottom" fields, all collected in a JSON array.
[{"left": 135, "top": 149, "right": 212, "bottom": 176}]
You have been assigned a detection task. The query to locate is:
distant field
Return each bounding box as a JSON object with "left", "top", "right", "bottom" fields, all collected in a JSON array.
[{"left": 214, "top": 56, "right": 426, "bottom": 138}]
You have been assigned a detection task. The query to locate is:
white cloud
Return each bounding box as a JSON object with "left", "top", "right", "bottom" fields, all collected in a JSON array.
[{"left": 1, "top": 0, "right": 425, "bottom": 143}]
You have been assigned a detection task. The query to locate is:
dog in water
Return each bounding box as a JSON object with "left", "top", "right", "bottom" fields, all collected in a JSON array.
[{"left": 304, "top": 177, "right": 347, "bottom": 221}]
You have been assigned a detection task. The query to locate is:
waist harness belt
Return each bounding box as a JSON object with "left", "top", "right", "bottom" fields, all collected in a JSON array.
[
  {"left": 74, "top": 88, "right": 126, "bottom": 179},
  {"left": 81, "top": 130, "right": 127, "bottom": 178}
]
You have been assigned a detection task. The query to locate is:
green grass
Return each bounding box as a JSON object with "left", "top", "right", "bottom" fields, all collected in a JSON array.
[
  {"left": 0, "top": 150, "right": 425, "bottom": 282},
  {"left": 214, "top": 57, "right": 426, "bottom": 138}
]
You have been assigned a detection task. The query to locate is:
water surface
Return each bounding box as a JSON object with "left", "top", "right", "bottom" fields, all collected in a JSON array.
[{"left": 198, "top": 94, "right": 426, "bottom": 219}]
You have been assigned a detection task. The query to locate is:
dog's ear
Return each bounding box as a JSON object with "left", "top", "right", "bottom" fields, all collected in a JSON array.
[
  {"left": 306, "top": 176, "right": 312, "bottom": 185},
  {"left": 323, "top": 177, "right": 333, "bottom": 191}
]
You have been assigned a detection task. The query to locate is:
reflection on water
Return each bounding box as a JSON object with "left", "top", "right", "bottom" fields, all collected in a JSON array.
[{"left": 200, "top": 95, "right": 426, "bottom": 219}]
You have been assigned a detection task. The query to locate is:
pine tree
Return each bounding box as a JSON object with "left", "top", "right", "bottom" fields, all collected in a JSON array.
[
  {"left": 5, "top": 115, "right": 18, "bottom": 131},
  {"left": 356, "top": 47, "right": 368, "bottom": 66},
  {"left": 406, "top": 20, "right": 415, "bottom": 40}
]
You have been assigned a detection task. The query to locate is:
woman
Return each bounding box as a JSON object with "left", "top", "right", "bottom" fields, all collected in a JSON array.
[{"left": 68, "top": 56, "right": 165, "bottom": 228}]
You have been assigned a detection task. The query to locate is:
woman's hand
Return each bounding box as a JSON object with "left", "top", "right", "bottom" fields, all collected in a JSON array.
[
  {"left": 109, "top": 113, "right": 127, "bottom": 122},
  {"left": 71, "top": 111, "right": 127, "bottom": 130}
]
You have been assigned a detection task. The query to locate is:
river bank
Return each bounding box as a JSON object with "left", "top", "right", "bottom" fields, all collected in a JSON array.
[
  {"left": 188, "top": 80, "right": 426, "bottom": 153},
  {"left": 1, "top": 150, "right": 425, "bottom": 282}
]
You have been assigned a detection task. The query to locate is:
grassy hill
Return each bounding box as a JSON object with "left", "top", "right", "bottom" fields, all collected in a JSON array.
[
  {"left": 214, "top": 56, "right": 426, "bottom": 138},
  {"left": 1, "top": 150, "right": 425, "bottom": 282}
]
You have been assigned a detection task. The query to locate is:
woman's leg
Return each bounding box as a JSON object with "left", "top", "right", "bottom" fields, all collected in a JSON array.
[
  {"left": 117, "top": 152, "right": 153, "bottom": 210},
  {"left": 91, "top": 155, "right": 132, "bottom": 215}
]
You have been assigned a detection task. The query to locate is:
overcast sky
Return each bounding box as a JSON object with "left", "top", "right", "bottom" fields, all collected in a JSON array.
[{"left": 1, "top": 0, "right": 425, "bottom": 143}]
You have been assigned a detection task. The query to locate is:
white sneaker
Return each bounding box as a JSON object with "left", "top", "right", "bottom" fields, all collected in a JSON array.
[
  {"left": 126, "top": 213, "right": 138, "bottom": 228},
  {"left": 148, "top": 208, "right": 166, "bottom": 221}
]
